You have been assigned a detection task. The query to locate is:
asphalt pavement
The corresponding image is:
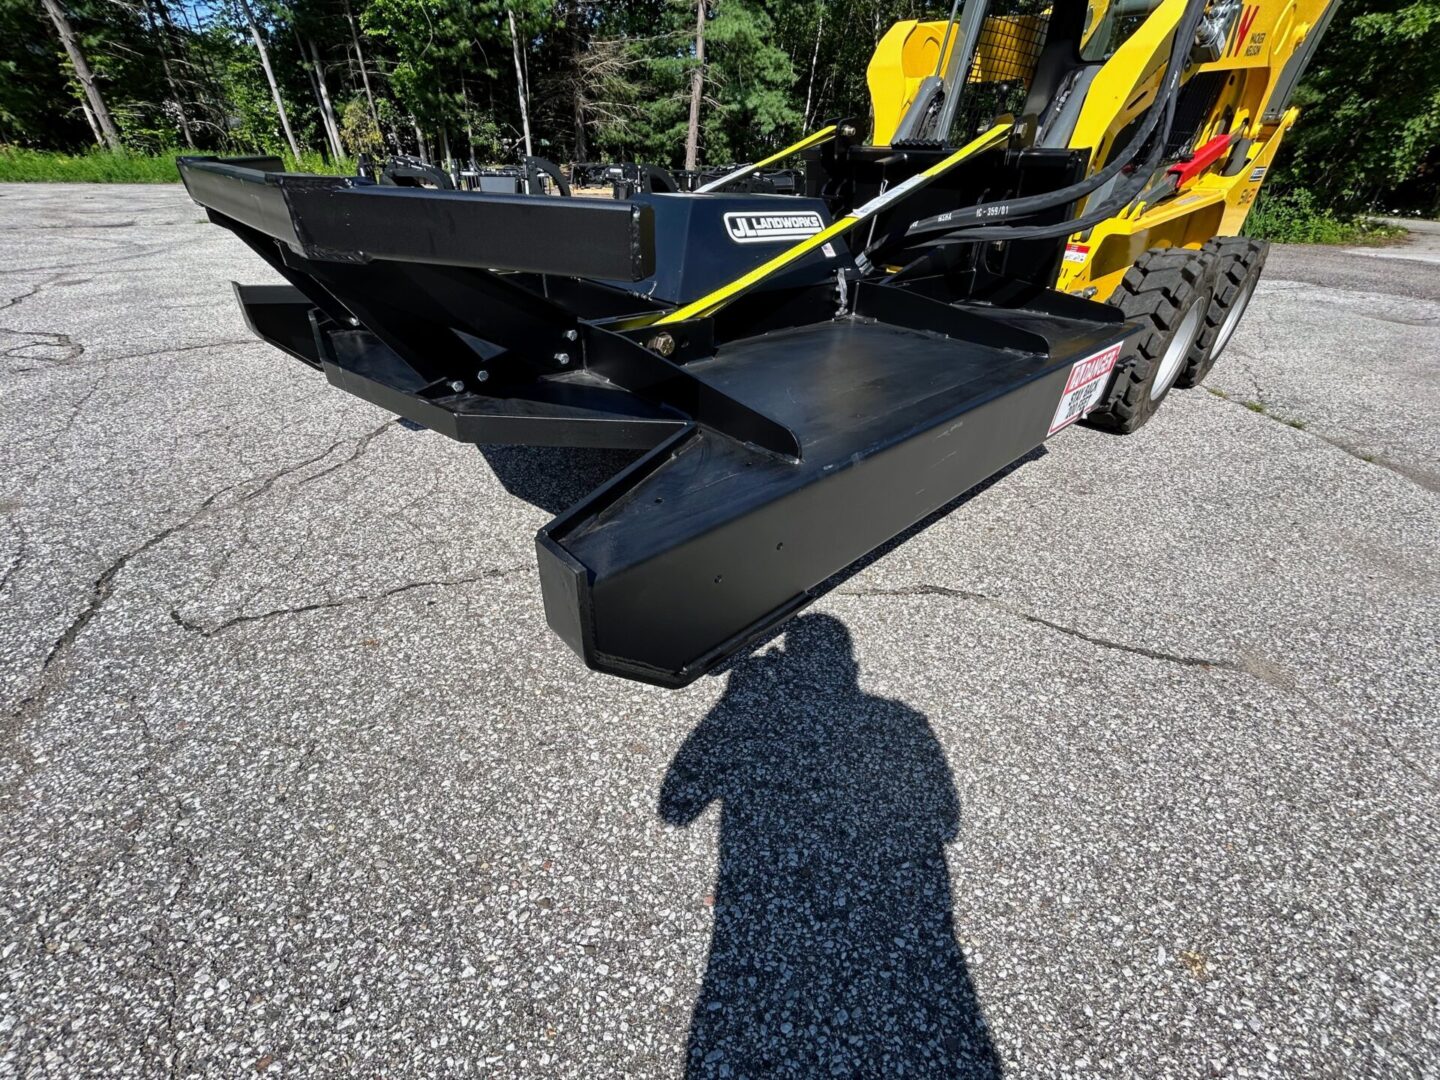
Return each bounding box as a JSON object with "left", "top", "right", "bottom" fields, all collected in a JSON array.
[{"left": 1, "top": 184, "right": 1437, "bottom": 1078}]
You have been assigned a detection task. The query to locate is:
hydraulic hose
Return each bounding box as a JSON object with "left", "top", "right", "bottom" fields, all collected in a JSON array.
[{"left": 900, "top": 0, "right": 1210, "bottom": 245}]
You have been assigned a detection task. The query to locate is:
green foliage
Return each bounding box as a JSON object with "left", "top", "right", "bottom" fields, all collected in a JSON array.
[
  {"left": 0, "top": 0, "right": 82, "bottom": 147},
  {"left": 0, "top": 146, "right": 351, "bottom": 182},
  {"left": 0, "top": 147, "right": 184, "bottom": 182},
  {"left": 581, "top": 0, "right": 804, "bottom": 168},
  {"left": 700, "top": 0, "right": 801, "bottom": 162},
  {"left": 340, "top": 97, "right": 383, "bottom": 155},
  {"left": 362, "top": 0, "right": 549, "bottom": 151},
  {"left": 1244, "top": 188, "right": 1408, "bottom": 244},
  {"left": 1, "top": 0, "right": 1434, "bottom": 221},
  {"left": 1273, "top": 0, "right": 1440, "bottom": 213}
]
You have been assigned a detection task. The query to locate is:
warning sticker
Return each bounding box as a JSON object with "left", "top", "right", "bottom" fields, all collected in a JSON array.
[
  {"left": 1063, "top": 243, "right": 1090, "bottom": 265},
  {"left": 1048, "top": 342, "right": 1122, "bottom": 435}
]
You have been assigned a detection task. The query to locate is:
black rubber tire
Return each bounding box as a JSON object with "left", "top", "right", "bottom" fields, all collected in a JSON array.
[
  {"left": 1176, "top": 237, "right": 1269, "bottom": 388},
  {"left": 1085, "top": 247, "right": 1216, "bottom": 434}
]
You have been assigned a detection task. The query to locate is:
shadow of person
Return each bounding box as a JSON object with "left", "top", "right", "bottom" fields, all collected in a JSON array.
[{"left": 660, "top": 614, "right": 1001, "bottom": 1079}]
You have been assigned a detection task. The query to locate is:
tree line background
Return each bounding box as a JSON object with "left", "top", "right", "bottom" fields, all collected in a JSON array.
[{"left": 1, "top": 0, "right": 1437, "bottom": 214}]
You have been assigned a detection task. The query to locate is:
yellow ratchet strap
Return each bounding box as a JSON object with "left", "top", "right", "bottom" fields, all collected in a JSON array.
[
  {"left": 694, "top": 125, "right": 841, "bottom": 193},
  {"left": 652, "top": 122, "right": 1013, "bottom": 326}
]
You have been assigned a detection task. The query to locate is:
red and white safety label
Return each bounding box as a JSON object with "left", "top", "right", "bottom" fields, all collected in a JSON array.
[
  {"left": 1048, "top": 342, "right": 1122, "bottom": 435},
  {"left": 1062, "top": 243, "right": 1090, "bottom": 265}
]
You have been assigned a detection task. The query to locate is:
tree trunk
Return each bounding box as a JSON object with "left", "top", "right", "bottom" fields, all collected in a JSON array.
[
  {"left": 78, "top": 97, "right": 103, "bottom": 148},
  {"left": 413, "top": 120, "right": 428, "bottom": 162},
  {"left": 462, "top": 79, "right": 475, "bottom": 166},
  {"left": 238, "top": 0, "right": 301, "bottom": 160},
  {"left": 803, "top": 7, "right": 824, "bottom": 131},
  {"left": 295, "top": 29, "right": 332, "bottom": 160},
  {"left": 308, "top": 37, "right": 345, "bottom": 159},
  {"left": 171, "top": 1, "right": 232, "bottom": 147},
  {"left": 342, "top": 0, "right": 381, "bottom": 131},
  {"left": 573, "top": 94, "right": 587, "bottom": 163},
  {"left": 39, "top": 0, "right": 122, "bottom": 151},
  {"left": 146, "top": 0, "right": 194, "bottom": 148},
  {"left": 508, "top": 8, "right": 533, "bottom": 158},
  {"left": 685, "top": 0, "right": 706, "bottom": 171}
]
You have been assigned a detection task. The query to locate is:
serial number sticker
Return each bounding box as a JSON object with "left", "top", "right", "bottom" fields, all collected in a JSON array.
[
  {"left": 1063, "top": 243, "right": 1090, "bottom": 265},
  {"left": 1048, "top": 342, "right": 1122, "bottom": 435}
]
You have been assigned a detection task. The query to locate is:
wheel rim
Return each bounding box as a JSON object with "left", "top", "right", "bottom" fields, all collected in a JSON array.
[
  {"left": 1210, "top": 274, "right": 1258, "bottom": 361},
  {"left": 1151, "top": 298, "right": 1206, "bottom": 402}
]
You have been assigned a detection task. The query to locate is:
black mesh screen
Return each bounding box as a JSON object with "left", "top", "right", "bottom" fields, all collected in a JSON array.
[
  {"left": 1164, "top": 70, "right": 1228, "bottom": 156},
  {"left": 948, "top": 0, "right": 1051, "bottom": 142}
]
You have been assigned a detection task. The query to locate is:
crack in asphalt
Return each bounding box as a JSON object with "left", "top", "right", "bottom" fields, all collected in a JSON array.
[
  {"left": 168, "top": 565, "right": 530, "bottom": 638},
  {"left": 1350, "top": 310, "right": 1440, "bottom": 328},
  {"left": 1, "top": 326, "right": 85, "bottom": 364},
  {"left": 0, "top": 545, "right": 21, "bottom": 596},
  {"left": 0, "top": 274, "right": 65, "bottom": 311},
  {"left": 1224, "top": 346, "right": 1269, "bottom": 401},
  {"left": 4, "top": 330, "right": 262, "bottom": 370},
  {"left": 297, "top": 419, "right": 400, "bottom": 487},
  {"left": 33, "top": 221, "right": 137, "bottom": 231},
  {"left": 1207, "top": 373, "right": 1440, "bottom": 494},
  {"left": 5, "top": 420, "right": 400, "bottom": 729},
  {"left": 6, "top": 485, "right": 245, "bottom": 735},
  {"left": 839, "top": 583, "right": 1241, "bottom": 671},
  {"left": 0, "top": 235, "right": 209, "bottom": 276},
  {"left": 843, "top": 582, "right": 1440, "bottom": 788},
  {"left": 102, "top": 337, "right": 264, "bottom": 366}
]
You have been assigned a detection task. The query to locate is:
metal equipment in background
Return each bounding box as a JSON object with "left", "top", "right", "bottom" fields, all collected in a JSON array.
[{"left": 176, "top": 0, "right": 1335, "bottom": 686}]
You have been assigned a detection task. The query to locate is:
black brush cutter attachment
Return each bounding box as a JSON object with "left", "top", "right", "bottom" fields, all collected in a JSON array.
[{"left": 178, "top": 147, "right": 1132, "bottom": 687}]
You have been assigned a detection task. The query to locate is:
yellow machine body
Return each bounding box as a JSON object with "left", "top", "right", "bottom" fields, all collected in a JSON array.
[{"left": 866, "top": 0, "right": 1338, "bottom": 300}]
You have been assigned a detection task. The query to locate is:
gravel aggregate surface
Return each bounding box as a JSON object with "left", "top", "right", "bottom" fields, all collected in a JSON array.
[{"left": 1, "top": 184, "right": 1437, "bottom": 1078}]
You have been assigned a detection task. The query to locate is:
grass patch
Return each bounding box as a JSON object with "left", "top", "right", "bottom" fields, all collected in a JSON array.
[
  {"left": 1205, "top": 387, "right": 1228, "bottom": 399},
  {"left": 1283, "top": 418, "right": 1307, "bottom": 430},
  {"left": 1245, "top": 188, "right": 1407, "bottom": 245},
  {"left": 1243, "top": 400, "right": 1267, "bottom": 413},
  {"left": 0, "top": 147, "right": 352, "bottom": 183}
]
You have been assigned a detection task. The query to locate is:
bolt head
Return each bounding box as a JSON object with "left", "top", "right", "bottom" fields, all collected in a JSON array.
[
  {"left": 448, "top": 380, "right": 465, "bottom": 393},
  {"left": 564, "top": 329, "right": 579, "bottom": 341},
  {"left": 475, "top": 370, "right": 490, "bottom": 382},
  {"left": 553, "top": 352, "right": 571, "bottom": 365}
]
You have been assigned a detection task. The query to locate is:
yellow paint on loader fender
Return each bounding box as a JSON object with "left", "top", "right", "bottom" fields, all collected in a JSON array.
[{"left": 867, "top": 16, "right": 1049, "bottom": 146}]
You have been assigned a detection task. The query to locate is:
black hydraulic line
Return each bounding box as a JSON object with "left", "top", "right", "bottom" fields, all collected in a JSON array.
[
  {"left": 913, "top": 135, "right": 1162, "bottom": 247},
  {"left": 882, "top": 135, "right": 1164, "bottom": 282},
  {"left": 901, "top": 0, "right": 1210, "bottom": 243},
  {"left": 914, "top": 39, "right": 1197, "bottom": 247}
]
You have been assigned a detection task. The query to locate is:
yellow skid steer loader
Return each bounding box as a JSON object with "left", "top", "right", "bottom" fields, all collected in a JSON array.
[{"left": 865, "top": 0, "right": 1335, "bottom": 427}]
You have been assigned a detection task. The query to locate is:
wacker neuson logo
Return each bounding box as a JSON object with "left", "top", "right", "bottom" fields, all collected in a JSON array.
[{"left": 723, "top": 210, "right": 824, "bottom": 244}]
